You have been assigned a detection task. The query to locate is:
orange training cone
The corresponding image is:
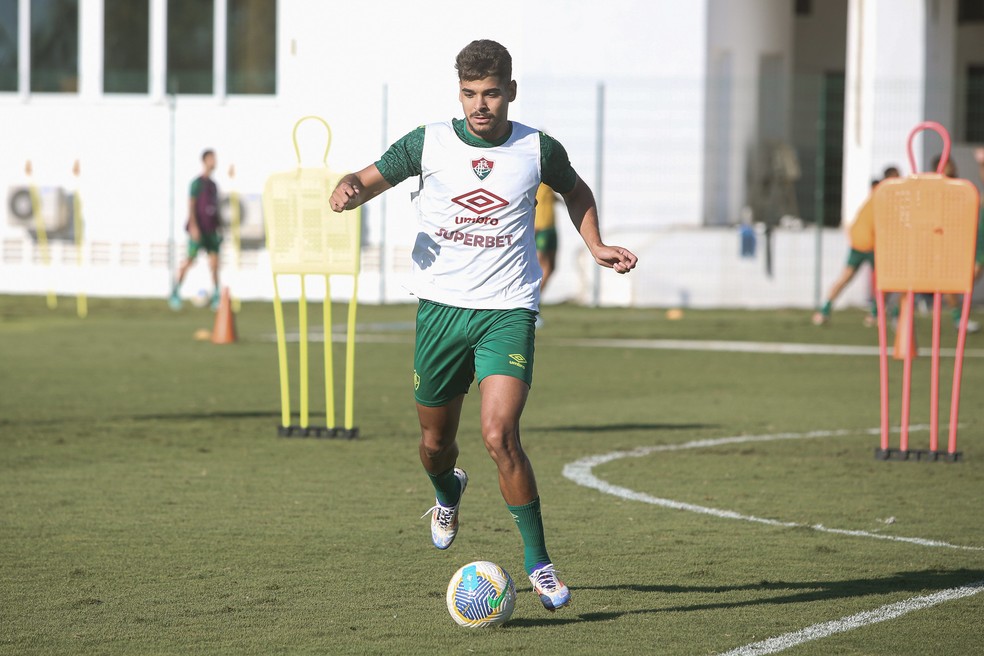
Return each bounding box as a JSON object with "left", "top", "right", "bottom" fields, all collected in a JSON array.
[
  {"left": 211, "top": 286, "right": 237, "bottom": 344},
  {"left": 893, "top": 292, "right": 917, "bottom": 360}
]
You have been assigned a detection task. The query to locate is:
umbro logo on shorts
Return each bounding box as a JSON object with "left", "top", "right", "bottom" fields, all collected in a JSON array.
[{"left": 508, "top": 354, "right": 527, "bottom": 370}]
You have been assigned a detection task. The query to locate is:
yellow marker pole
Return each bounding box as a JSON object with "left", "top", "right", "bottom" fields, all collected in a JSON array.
[
  {"left": 323, "top": 275, "right": 336, "bottom": 430},
  {"left": 271, "top": 274, "right": 291, "bottom": 430},
  {"left": 72, "top": 161, "right": 87, "bottom": 318},
  {"left": 298, "top": 275, "right": 310, "bottom": 429},
  {"left": 27, "top": 161, "right": 57, "bottom": 310},
  {"left": 344, "top": 276, "right": 359, "bottom": 429},
  {"left": 229, "top": 164, "right": 242, "bottom": 313}
]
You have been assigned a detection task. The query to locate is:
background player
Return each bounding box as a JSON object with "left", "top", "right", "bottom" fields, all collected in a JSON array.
[
  {"left": 939, "top": 154, "right": 981, "bottom": 332},
  {"left": 533, "top": 182, "right": 559, "bottom": 329},
  {"left": 170, "top": 149, "right": 222, "bottom": 311},
  {"left": 813, "top": 166, "right": 899, "bottom": 326}
]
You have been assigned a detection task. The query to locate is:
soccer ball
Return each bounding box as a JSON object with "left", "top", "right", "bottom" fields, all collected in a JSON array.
[
  {"left": 446, "top": 561, "right": 516, "bottom": 628},
  {"left": 191, "top": 288, "right": 210, "bottom": 308}
]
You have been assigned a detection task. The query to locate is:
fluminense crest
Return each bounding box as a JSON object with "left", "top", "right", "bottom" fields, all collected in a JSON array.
[{"left": 472, "top": 157, "right": 494, "bottom": 181}]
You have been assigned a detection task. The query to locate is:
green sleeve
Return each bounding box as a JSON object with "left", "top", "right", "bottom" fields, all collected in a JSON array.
[
  {"left": 375, "top": 126, "right": 425, "bottom": 187},
  {"left": 539, "top": 132, "right": 578, "bottom": 195},
  {"left": 189, "top": 177, "right": 201, "bottom": 198}
]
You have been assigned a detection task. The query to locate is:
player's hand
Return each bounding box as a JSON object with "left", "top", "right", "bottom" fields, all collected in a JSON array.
[
  {"left": 188, "top": 224, "right": 201, "bottom": 242},
  {"left": 330, "top": 179, "right": 361, "bottom": 213},
  {"left": 592, "top": 245, "right": 638, "bottom": 274},
  {"left": 974, "top": 148, "right": 984, "bottom": 165}
]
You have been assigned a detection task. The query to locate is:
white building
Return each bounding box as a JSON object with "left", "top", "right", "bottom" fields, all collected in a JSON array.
[{"left": 1, "top": 0, "right": 982, "bottom": 308}]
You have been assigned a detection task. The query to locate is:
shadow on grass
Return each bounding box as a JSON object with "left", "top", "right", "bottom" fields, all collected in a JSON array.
[
  {"left": 127, "top": 410, "right": 282, "bottom": 422},
  {"left": 506, "top": 569, "right": 984, "bottom": 626},
  {"left": 0, "top": 411, "right": 283, "bottom": 429},
  {"left": 528, "top": 422, "right": 719, "bottom": 433}
]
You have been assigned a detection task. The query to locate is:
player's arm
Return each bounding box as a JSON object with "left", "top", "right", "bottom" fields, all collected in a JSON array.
[
  {"left": 562, "top": 175, "right": 638, "bottom": 274},
  {"left": 331, "top": 126, "right": 425, "bottom": 213},
  {"left": 975, "top": 147, "right": 984, "bottom": 182},
  {"left": 187, "top": 183, "right": 201, "bottom": 240},
  {"left": 330, "top": 164, "right": 392, "bottom": 213}
]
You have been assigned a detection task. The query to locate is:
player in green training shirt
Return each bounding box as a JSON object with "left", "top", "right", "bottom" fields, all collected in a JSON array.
[
  {"left": 170, "top": 149, "right": 222, "bottom": 311},
  {"left": 329, "top": 40, "right": 637, "bottom": 611}
]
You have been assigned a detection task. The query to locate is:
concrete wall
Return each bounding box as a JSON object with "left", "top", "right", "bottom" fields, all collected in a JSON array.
[
  {"left": 1, "top": 223, "right": 870, "bottom": 311},
  {"left": 1, "top": 0, "right": 715, "bottom": 305},
  {"left": 1, "top": 0, "right": 973, "bottom": 310}
]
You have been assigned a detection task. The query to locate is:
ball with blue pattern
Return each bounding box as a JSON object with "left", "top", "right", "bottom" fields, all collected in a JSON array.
[{"left": 446, "top": 561, "right": 516, "bottom": 627}]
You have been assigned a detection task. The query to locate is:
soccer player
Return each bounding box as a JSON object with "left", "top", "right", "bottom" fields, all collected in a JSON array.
[
  {"left": 812, "top": 166, "right": 900, "bottom": 327},
  {"left": 329, "top": 39, "right": 637, "bottom": 611},
  {"left": 534, "top": 183, "right": 559, "bottom": 292},
  {"left": 532, "top": 182, "right": 559, "bottom": 329},
  {"left": 942, "top": 151, "right": 983, "bottom": 333},
  {"left": 170, "top": 149, "right": 222, "bottom": 311}
]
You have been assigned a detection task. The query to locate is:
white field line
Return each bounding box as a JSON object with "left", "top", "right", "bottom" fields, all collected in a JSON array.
[
  {"left": 563, "top": 427, "right": 984, "bottom": 655},
  {"left": 715, "top": 579, "right": 984, "bottom": 656},
  {"left": 561, "top": 427, "right": 984, "bottom": 551},
  {"left": 554, "top": 337, "right": 984, "bottom": 358},
  {"left": 272, "top": 332, "right": 412, "bottom": 344},
  {"left": 269, "top": 331, "right": 984, "bottom": 358}
]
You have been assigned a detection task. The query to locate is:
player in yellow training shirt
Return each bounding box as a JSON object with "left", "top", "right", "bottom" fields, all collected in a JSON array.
[
  {"left": 534, "top": 182, "right": 559, "bottom": 294},
  {"left": 812, "top": 166, "right": 899, "bottom": 326}
]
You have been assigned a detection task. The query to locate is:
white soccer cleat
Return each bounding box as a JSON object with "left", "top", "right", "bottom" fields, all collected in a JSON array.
[
  {"left": 529, "top": 563, "right": 571, "bottom": 610},
  {"left": 422, "top": 468, "right": 468, "bottom": 550}
]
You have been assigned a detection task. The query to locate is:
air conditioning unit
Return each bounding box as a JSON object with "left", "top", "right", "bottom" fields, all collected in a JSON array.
[
  {"left": 7, "top": 186, "right": 71, "bottom": 232},
  {"left": 220, "top": 192, "right": 265, "bottom": 247}
]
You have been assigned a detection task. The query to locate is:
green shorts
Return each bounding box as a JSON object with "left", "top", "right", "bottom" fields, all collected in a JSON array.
[
  {"left": 188, "top": 232, "right": 222, "bottom": 258},
  {"left": 413, "top": 300, "right": 536, "bottom": 407},
  {"left": 846, "top": 248, "right": 874, "bottom": 269},
  {"left": 535, "top": 228, "right": 558, "bottom": 253}
]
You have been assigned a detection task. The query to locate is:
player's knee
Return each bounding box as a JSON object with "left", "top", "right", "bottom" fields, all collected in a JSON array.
[
  {"left": 419, "top": 433, "right": 454, "bottom": 460},
  {"left": 481, "top": 426, "right": 522, "bottom": 464}
]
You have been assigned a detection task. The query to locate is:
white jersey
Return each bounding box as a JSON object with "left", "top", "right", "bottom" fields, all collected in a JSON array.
[{"left": 409, "top": 121, "right": 543, "bottom": 310}]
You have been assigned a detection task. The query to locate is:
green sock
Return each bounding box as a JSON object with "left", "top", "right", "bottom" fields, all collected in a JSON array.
[
  {"left": 952, "top": 307, "right": 962, "bottom": 322},
  {"left": 821, "top": 300, "right": 832, "bottom": 316},
  {"left": 507, "top": 497, "right": 551, "bottom": 574},
  {"left": 869, "top": 300, "right": 878, "bottom": 318},
  {"left": 427, "top": 468, "right": 461, "bottom": 507}
]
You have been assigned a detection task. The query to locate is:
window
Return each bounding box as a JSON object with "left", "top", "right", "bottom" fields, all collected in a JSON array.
[
  {"left": 227, "top": 0, "right": 275, "bottom": 94},
  {"left": 166, "top": 0, "right": 213, "bottom": 94},
  {"left": 104, "top": 0, "right": 149, "bottom": 93},
  {"left": 967, "top": 66, "right": 984, "bottom": 143},
  {"left": 0, "top": 1, "right": 16, "bottom": 91},
  {"left": 31, "top": 0, "right": 78, "bottom": 92},
  {"left": 958, "top": 0, "right": 984, "bottom": 23}
]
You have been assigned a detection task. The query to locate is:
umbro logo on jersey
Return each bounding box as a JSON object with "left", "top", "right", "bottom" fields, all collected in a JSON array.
[
  {"left": 472, "top": 157, "right": 494, "bottom": 180},
  {"left": 451, "top": 189, "right": 509, "bottom": 216}
]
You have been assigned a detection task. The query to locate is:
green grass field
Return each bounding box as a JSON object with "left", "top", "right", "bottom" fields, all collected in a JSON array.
[{"left": 1, "top": 295, "right": 982, "bottom": 655}]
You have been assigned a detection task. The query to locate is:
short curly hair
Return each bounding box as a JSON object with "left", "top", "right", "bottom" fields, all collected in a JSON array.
[{"left": 455, "top": 39, "right": 512, "bottom": 82}]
